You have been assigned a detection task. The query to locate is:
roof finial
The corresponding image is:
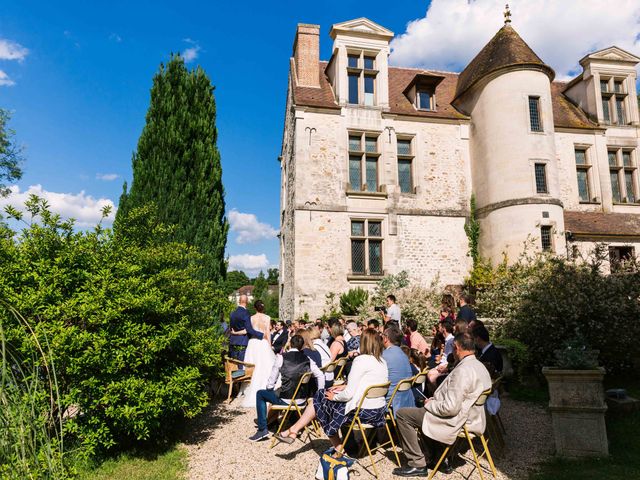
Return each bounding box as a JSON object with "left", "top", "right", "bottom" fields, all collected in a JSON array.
[{"left": 504, "top": 4, "right": 512, "bottom": 25}]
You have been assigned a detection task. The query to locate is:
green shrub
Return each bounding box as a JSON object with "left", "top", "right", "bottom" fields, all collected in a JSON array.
[
  {"left": 493, "top": 337, "right": 530, "bottom": 380},
  {"left": 477, "top": 248, "right": 640, "bottom": 374},
  {"left": 339, "top": 288, "right": 369, "bottom": 316},
  {"left": 0, "top": 198, "right": 231, "bottom": 457}
]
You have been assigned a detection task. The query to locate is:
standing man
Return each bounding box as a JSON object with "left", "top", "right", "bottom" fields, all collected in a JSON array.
[
  {"left": 392, "top": 333, "right": 492, "bottom": 477},
  {"left": 381, "top": 294, "right": 401, "bottom": 328},
  {"left": 271, "top": 320, "right": 289, "bottom": 355},
  {"left": 229, "top": 294, "right": 264, "bottom": 361},
  {"left": 456, "top": 294, "right": 477, "bottom": 323}
]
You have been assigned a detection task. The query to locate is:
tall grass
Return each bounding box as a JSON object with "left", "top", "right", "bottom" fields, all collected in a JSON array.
[{"left": 0, "top": 306, "right": 66, "bottom": 479}]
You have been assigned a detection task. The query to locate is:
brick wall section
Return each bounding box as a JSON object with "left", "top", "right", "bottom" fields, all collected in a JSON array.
[{"left": 293, "top": 24, "right": 320, "bottom": 88}]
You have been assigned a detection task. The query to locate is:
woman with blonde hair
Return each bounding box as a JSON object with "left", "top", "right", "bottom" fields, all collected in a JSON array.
[
  {"left": 276, "top": 329, "right": 388, "bottom": 452},
  {"left": 298, "top": 328, "right": 322, "bottom": 368}
]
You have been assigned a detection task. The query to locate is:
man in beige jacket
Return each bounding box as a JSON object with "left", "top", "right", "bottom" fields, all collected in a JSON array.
[{"left": 393, "top": 332, "right": 492, "bottom": 477}]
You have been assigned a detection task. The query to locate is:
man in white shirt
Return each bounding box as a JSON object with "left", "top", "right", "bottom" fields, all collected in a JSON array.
[{"left": 381, "top": 294, "right": 401, "bottom": 328}]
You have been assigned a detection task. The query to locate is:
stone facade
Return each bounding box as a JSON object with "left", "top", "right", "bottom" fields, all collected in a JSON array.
[{"left": 279, "top": 17, "right": 640, "bottom": 321}]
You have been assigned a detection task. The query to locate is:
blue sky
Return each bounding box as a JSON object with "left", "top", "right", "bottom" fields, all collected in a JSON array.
[{"left": 2, "top": 1, "right": 639, "bottom": 276}]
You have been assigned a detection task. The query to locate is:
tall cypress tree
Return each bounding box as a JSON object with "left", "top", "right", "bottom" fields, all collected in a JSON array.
[{"left": 117, "top": 55, "right": 228, "bottom": 283}]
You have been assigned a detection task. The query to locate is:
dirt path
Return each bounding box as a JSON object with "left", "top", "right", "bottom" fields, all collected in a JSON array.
[{"left": 184, "top": 396, "right": 552, "bottom": 480}]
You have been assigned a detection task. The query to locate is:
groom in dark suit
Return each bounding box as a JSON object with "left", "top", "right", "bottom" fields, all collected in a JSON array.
[{"left": 229, "top": 294, "right": 264, "bottom": 361}]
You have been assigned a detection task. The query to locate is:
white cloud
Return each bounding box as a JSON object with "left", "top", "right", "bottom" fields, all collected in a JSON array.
[
  {"left": 96, "top": 173, "right": 119, "bottom": 181},
  {"left": 0, "top": 70, "right": 15, "bottom": 87},
  {"left": 0, "top": 39, "right": 28, "bottom": 61},
  {"left": 228, "top": 209, "right": 278, "bottom": 244},
  {"left": 181, "top": 38, "right": 201, "bottom": 63},
  {"left": 228, "top": 253, "right": 270, "bottom": 276},
  {"left": 109, "top": 33, "right": 122, "bottom": 43},
  {"left": 390, "top": 0, "right": 640, "bottom": 80},
  {"left": 0, "top": 185, "right": 117, "bottom": 227}
]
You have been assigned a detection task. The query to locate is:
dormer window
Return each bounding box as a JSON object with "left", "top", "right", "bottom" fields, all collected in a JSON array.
[
  {"left": 417, "top": 90, "right": 435, "bottom": 111},
  {"left": 600, "top": 77, "right": 628, "bottom": 125},
  {"left": 347, "top": 51, "right": 378, "bottom": 106}
]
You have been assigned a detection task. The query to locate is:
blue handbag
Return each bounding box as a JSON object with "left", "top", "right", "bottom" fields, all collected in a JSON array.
[{"left": 315, "top": 448, "right": 355, "bottom": 480}]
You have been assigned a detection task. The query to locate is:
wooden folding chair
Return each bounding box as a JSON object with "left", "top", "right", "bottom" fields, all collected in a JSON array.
[
  {"left": 427, "top": 388, "right": 498, "bottom": 480},
  {"left": 336, "top": 382, "right": 391, "bottom": 479},
  {"left": 334, "top": 357, "right": 349, "bottom": 381},
  {"left": 269, "top": 372, "right": 316, "bottom": 449},
  {"left": 223, "top": 356, "right": 255, "bottom": 403},
  {"left": 370, "top": 376, "right": 415, "bottom": 467}
]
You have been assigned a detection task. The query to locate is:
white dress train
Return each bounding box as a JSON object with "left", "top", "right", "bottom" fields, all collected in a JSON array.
[{"left": 240, "top": 317, "right": 276, "bottom": 408}]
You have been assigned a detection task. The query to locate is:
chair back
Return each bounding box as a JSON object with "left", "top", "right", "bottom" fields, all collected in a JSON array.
[
  {"left": 412, "top": 369, "right": 428, "bottom": 387},
  {"left": 492, "top": 376, "right": 503, "bottom": 393},
  {"left": 335, "top": 357, "right": 349, "bottom": 379},
  {"left": 475, "top": 388, "right": 493, "bottom": 406},
  {"left": 321, "top": 361, "right": 337, "bottom": 373},
  {"left": 223, "top": 356, "right": 255, "bottom": 381},
  {"left": 386, "top": 377, "right": 415, "bottom": 410},
  {"left": 289, "top": 372, "right": 313, "bottom": 401}
]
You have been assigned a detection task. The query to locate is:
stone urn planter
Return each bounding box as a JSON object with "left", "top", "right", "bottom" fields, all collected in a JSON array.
[{"left": 542, "top": 366, "right": 608, "bottom": 457}]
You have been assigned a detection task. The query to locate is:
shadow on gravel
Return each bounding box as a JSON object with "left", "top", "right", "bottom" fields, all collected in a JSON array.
[{"left": 181, "top": 401, "right": 244, "bottom": 446}]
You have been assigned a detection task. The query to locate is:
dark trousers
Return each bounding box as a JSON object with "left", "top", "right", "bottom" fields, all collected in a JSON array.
[
  {"left": 229, "top": 344, "right": 247, "bottom": 361},
  {"left": 396, "top": 407, "right": 445, "bottom": 468},
  {"left": 256, "top": 389, "right": 286, "bottom": 430}
]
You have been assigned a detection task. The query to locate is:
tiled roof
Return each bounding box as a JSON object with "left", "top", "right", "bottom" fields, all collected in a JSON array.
[
  {"left": 291, "top": 61, "right": 599, "bottom": 130},
  {"left": 564, "top": 211, "right": 640, "bottom": 237},
  {"left": 551, "top": 82, "right": 598, "bottom": 130},
  {"left": 454, "top": 25, "right": 555, "bottom": 101}
]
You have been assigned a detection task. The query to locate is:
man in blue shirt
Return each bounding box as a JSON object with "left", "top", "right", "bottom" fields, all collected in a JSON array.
[{"left": 382, "top": 326, "right": 415, "bottom": 416}]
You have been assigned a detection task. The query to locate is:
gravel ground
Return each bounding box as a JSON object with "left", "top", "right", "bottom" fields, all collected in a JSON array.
[{"left": 185, "top": 395, "right": 552, "bottom": 480}]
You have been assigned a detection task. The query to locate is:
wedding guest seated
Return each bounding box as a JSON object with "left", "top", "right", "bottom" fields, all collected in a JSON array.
[
  {"left": 405, "top": 319, "right": 429, "bottom": 355},
  {"left": 299, "top": 328, "right": 322, "bottom": 368},
  {"left": 249, "top": 334, "right": 325, "bottom": 442},
  {"left": 382, "top": 326, "right": 415, "bottom": 416},
  {"left": 345, "top": 322, "right": 362, "bottom": 357},
  {"left": 328, "top": 321, "right": 348, "bottom": 362},
  {"left": 473, "top": 325, "right": 503, "bottom": 376},
  {"left": 456, "top": 294, "right": 477, "bottom": 323},
  {"left": 468, "top": 318, "right": 484, "bottom": 332},
  {"left": 427, "top": 327, "right": 444, "bottom": 369},
  {"left": 271, "top": 320, "right": 288, "bottom": 354},
  {"left": 427, "top": 320, "right": 454, "bottom": 389},
  {"left": 275, "top": 329, "right": 388, "bottom": 452},
  {"left": 392, "top": 333, "right": 492, "bottom": 477},
  {"left": 367, "top": 318, "right": 383, "bottom": 333},
  {"left": 439, "top": 305, "right": 455, "bottom": 324},
  {"left": 454, "top": 318, "right": 468, "bottom": 335},
  {"left": 310, "top": 325, "right": 334, "bottom": 387}
]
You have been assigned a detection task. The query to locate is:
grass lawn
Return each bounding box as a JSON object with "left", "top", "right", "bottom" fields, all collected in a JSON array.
[
  {"left": 77, "top": 445, "right": 187, "bottom": 480},
  {"left": 529, "top": 374, "right": 640, "bottom": 480}
]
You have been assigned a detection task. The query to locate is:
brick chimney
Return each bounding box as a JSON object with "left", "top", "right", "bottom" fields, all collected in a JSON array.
[{"left": 293, "top": 24, "right": 320, "bottom": 87}]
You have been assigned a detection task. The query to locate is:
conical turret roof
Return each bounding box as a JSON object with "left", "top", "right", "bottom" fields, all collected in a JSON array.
[{"left": 454, "top": 24, "right": 555, "bottom": 103}]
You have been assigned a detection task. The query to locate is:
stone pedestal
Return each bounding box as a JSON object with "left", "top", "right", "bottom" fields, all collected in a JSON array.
[{"left": 542, "top": 367, "right": 608, "bottom": 457}]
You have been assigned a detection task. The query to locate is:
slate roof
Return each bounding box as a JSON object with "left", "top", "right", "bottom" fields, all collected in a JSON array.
[
  {"left": 564, "top": 211, "right": 640, "bottom": 237},
  {"left": 291, "top": 62, "right": 598, "bottom": 130},
  {"left": 454, "top": 25, "right": 555, "bottom": 101}
]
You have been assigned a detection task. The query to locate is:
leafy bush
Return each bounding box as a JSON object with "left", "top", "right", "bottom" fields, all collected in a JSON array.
[
  {"left": 361, "top": 272, "right": 442, "bottom": 334},
  {"left": 476, "top": 247, "right": 640, "bottom": 374},
  {"left": 0, "top": 198, "right": 231, "bottom": 457},
  {"left": 493, "top": 337, "right": 530, "bottom": 380},
  {"left": 340, "top": 288, "right": 368, "bottom": 316}
]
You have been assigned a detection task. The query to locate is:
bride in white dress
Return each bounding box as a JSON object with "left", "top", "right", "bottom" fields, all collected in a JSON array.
[{"left": 239, "top": 300, "right": 276, "bottom": 408}]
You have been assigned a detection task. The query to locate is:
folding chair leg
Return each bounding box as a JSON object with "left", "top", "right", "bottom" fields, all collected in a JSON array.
[
  {"left": 270, "top": 407, "right": 292, "bottom": 449},
  {"left": 480, "top": 434, "right": 498, "bottom": 478},
  {"left": 427, "top": 445, "right": 451, "bottom": 480},
  {"left": 496, "top": 412, "right": 506, "bottom": 434},
  {"left": 384, "top": 421, "right": 401, "bottom": 467},
  {"left": 465, "top": 430, "right": 486, "bottom": 480},
  {"left": 359, "top": 420, "right": 380, "bottom": 479}
]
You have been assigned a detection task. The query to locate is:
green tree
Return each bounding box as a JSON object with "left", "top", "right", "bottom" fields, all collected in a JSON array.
[
  {"left": 117, "top": 55, "right": 228, "bottom": 284},
  {"left": 267, "top": 268, "right": 279, "bottom": 285},
  {"left": 0, "top": 109, "right": 24, "bottom": 197},
  {"left": 223, "top": 270, "right": 250, "bottom": 295},
  {"left": 252, "top": 271, "right": 268, "bottom": 301}
]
